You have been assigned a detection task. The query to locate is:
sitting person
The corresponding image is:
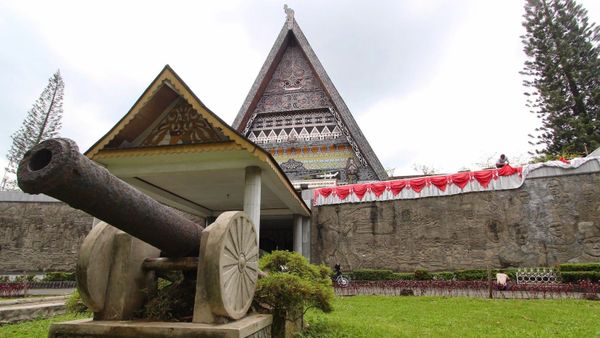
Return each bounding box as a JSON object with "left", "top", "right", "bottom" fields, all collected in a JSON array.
[
  {"left": 496, "top": 154, "right": 509, "bottom": 168},
  {"left": 334, "top": 263, "right": 342, "bottom": 278},
  {"left": 496, "top": 272, "right": 510, "bottom": 290}
]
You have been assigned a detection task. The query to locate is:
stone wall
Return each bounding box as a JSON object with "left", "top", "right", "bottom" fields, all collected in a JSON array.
[
  {"left": 0, "top": 193, "right": 93, "bottom": 273},
  {"left": 0, "top": 191, "right": 206, "bottom": 274},
  {"left": 312, "top": 172, "right": 600, "bottom": 272}
]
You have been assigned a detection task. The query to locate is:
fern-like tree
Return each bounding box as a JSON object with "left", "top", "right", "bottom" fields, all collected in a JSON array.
[
  {"left": 522, "top": 0, "right": 600, "bottom": 156},
  {"left": 2, "top": 70, "right": 64, "bottom": 190}
]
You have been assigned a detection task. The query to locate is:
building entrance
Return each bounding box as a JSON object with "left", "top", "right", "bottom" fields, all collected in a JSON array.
[{"left": 259, "top": 217, "right": 293, "bottom": 253}]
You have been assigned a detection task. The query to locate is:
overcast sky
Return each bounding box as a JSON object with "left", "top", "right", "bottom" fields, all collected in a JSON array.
[{"left": 1, "top": 0, "right": 600, "bottom": 176}]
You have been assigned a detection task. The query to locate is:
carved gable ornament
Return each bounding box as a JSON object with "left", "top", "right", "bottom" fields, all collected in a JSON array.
[
  {"left": 280, "top": 158, "right": 307, "bottom": 172},
  {"left": 142, "top": 100, "right": 228, "bottom": 146}
]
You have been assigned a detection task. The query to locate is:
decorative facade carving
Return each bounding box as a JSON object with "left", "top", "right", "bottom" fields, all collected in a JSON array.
[
  {"left": 280, "top": 158, "right": 307, "bottom": 172},
  {"left": 247, "top": 109, "right": 342, "bottom": 145},
  {"left": 242, "top": 41, "right": 377, "bottom": 182},
  {"left": 142, "top": 100, "right": 228, "bottom": 146}
]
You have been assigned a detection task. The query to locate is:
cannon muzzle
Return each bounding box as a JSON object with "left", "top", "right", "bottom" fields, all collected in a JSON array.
[{"left": 17, "top": 138, "right": 201, "bottom": 257}]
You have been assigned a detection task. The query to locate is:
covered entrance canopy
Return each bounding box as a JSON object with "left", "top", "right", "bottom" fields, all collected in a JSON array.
[{"left": 85, "top": 65, "right": 310, "bottom": 253}]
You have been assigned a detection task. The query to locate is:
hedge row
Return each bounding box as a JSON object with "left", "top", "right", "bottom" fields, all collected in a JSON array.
[
  {"left": 559, "top": 262, "right": 600, "bottom": 272},
  {"left": 560, "top": 271, "right": 600, "bottom": 283},
  {"left": 42, "top": 272, "right": 76, "bottom": 282},
  {"left": 349, "top": 265, "right": 600, "bottom": 283},
  {"left": 349, "top": 268, "right": 518, "bottom": 281}
]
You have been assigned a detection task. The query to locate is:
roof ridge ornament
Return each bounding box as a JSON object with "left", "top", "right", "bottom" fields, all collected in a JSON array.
[{"left": 284, "top": 4, "right": 294, "bottom": 29}]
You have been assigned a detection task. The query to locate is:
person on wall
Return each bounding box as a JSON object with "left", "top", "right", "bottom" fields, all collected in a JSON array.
[{"left": 496, "top": 154, "right": 509, "bottom": 168}]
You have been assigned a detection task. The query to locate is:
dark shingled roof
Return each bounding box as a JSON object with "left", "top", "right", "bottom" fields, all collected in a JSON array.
[{"left": 232, "top": 15, "right": 388, "bottom": 181}]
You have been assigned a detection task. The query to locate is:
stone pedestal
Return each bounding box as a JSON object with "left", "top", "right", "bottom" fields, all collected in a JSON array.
[{"left": 48, "top": 314, "right": 272, "bottom": 338}]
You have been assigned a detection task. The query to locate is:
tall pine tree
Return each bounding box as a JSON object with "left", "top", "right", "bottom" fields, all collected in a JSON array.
[
  {"left": 522, "top": 0, "right": 600, "bottom": 156},
  {"left": 2, "top": 70, "right": 64, "bottom": 190}
]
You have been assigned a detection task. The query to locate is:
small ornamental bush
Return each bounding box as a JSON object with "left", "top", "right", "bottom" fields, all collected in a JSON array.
[
  {"left": 414, "top": 269, "right": 432, "bottom": 280},
  {"left": 255, "top": 251, "right": 333, "bottom": 338}
]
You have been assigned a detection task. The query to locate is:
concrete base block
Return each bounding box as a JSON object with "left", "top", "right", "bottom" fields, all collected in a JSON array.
[{"left": 48, "top": 313, "right": 272, "bottom": 338}]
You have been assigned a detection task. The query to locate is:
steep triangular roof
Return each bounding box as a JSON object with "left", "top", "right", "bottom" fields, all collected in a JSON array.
[{"left": 232, "top": 12, "right": 388, "bottom": 180}]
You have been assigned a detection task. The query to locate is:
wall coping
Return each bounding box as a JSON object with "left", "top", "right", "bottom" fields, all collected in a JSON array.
[{"left": 0, "top": 191, "right": 59, "bottom": 203}]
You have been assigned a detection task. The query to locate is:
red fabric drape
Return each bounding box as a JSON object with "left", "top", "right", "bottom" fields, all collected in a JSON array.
[
  {"left": 497, "top": 164, "right": 518, "bottom": 176},
  {"left": 473, "top": 170, "right": 494, "bottom": 188},
  {"left": 429, "top": 176, "right": 449, "bottom": 191},
  {"left": 314, "top": 164, "right": 524, "bottom": 204},
  {"left": 335, "top": 186, "right": 351, "bottom": 200},
  {"left": 317, "top": 188, "right": 332, "bottom": 198},
  {"left": 390, "top": 180, "right": 407, "bottom": 195},
  {"left": 370, "top": 182, "right": 388, "bottom": 197},
  {"left": 409, "top": 177, "right": 428, "bottom": 193},
  {"left": 450, "top": 172, "right": 471, "bottom": 190},
  {"left": 352, "top": 184, "right": 369, "bottom": 200}
]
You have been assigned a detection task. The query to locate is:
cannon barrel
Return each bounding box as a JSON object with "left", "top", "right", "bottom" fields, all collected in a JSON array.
[{"left": 17, "top": 138, "right": 201, "bottom": 257}]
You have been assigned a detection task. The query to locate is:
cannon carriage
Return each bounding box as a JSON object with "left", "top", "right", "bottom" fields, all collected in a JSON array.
[{"left": 18, "top": 138, "right": 262, "bottom": 329}]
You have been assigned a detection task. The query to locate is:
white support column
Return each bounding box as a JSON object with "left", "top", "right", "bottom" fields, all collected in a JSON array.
[
  {"left": 302, "top": 217, "right": 310, "bottom": 260},
  {"left": 293, "top": 215, "right": 303, "bottom": 254},
  {"left": 243, "top": 166, "right": 262, "bottom": 243}
]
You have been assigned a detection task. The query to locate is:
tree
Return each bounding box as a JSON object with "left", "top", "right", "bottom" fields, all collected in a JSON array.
[
  {"left": 2, "top": 70, "right": 64, "bottom": 190},
  {"left": 412, "top": 163, "right": 438, "bottom": 175},
  {"left": 521, "top": 0, "right": 600, "bottom": 157}
]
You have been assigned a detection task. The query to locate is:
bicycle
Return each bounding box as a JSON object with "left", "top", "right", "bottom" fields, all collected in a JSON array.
[{"left": 334, "top": 274, "right": 351, "bottom": 288}]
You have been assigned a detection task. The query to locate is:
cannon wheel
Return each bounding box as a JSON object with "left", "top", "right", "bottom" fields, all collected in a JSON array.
[{"left": 201, "top": 211, "right": 259, "bottom": 320}]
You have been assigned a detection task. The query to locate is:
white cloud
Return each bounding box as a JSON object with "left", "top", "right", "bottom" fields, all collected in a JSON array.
[{"left": 2, "top": 0, "right": 600, "bottom": 178}]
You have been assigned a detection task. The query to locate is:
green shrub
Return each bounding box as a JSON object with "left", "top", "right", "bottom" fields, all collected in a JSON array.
[
  {"left": 559, "top": 263, "right": 600, "bottom": 272},
  {"left": 414, "top": 269, "right": 432, "bottom": 280},
  {"left": 14, "top": 274, "right": 36, "bottom": 282},
  {"left": 343, "top": 268, "right": 520, "bottom": 282},
  {"left": 432, "top": 272, "right": 455, "bottom": 281},
  {"left": 65, "top": 290, "right": 90, "bottom": 314},
  {"left": 256, "top": 251, "right": 333, "bottom": 338},
  {"left": 454, "top": 269, "right": 488, "bottom": 281},
  {"left": 43, "top": 272, "right": 76, "bottom": 282},
  {"left": 351, "top": 269, "right": 394, "bottom": 280},
  {"left": 391, "top": 273, "right": 415, "bottom": 280},
  {"left": 560, "top": 271, "right": 600, "bottom": 283}
]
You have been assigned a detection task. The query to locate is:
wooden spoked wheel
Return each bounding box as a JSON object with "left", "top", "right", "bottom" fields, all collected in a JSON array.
[{"left": 202, "top": 211, "right": 259, "bottom": 320}]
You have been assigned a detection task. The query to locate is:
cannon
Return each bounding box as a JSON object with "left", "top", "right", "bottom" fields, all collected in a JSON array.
[{"left": 17, "top": 138, "right": 261, "bottom": 328}]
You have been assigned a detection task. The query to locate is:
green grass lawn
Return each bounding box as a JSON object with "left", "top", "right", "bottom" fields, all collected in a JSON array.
[
  {"left": 300, "top": 296, "right": 600, "bottom": 338},
  {"left": 0, "top": 313, "right": 89, "bottom": 338},
  {"left": 2, "top": 297, "right": 599, "bottom": 338}
]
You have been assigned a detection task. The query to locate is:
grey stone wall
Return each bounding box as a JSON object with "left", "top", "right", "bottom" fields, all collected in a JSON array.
[
  {"left": 312, "top": 172, "right": 600, "bottom": 272},
  {"left": 0, "top": 191, "right": 205, "bottom": 274},
  {"left": 0, "top": 194, "right": 93, "bottom": 273}
]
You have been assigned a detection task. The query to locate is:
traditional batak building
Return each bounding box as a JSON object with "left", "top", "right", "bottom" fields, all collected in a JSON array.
[{"left": 232, "top": 7, "right": 388, "bottom": 188}]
